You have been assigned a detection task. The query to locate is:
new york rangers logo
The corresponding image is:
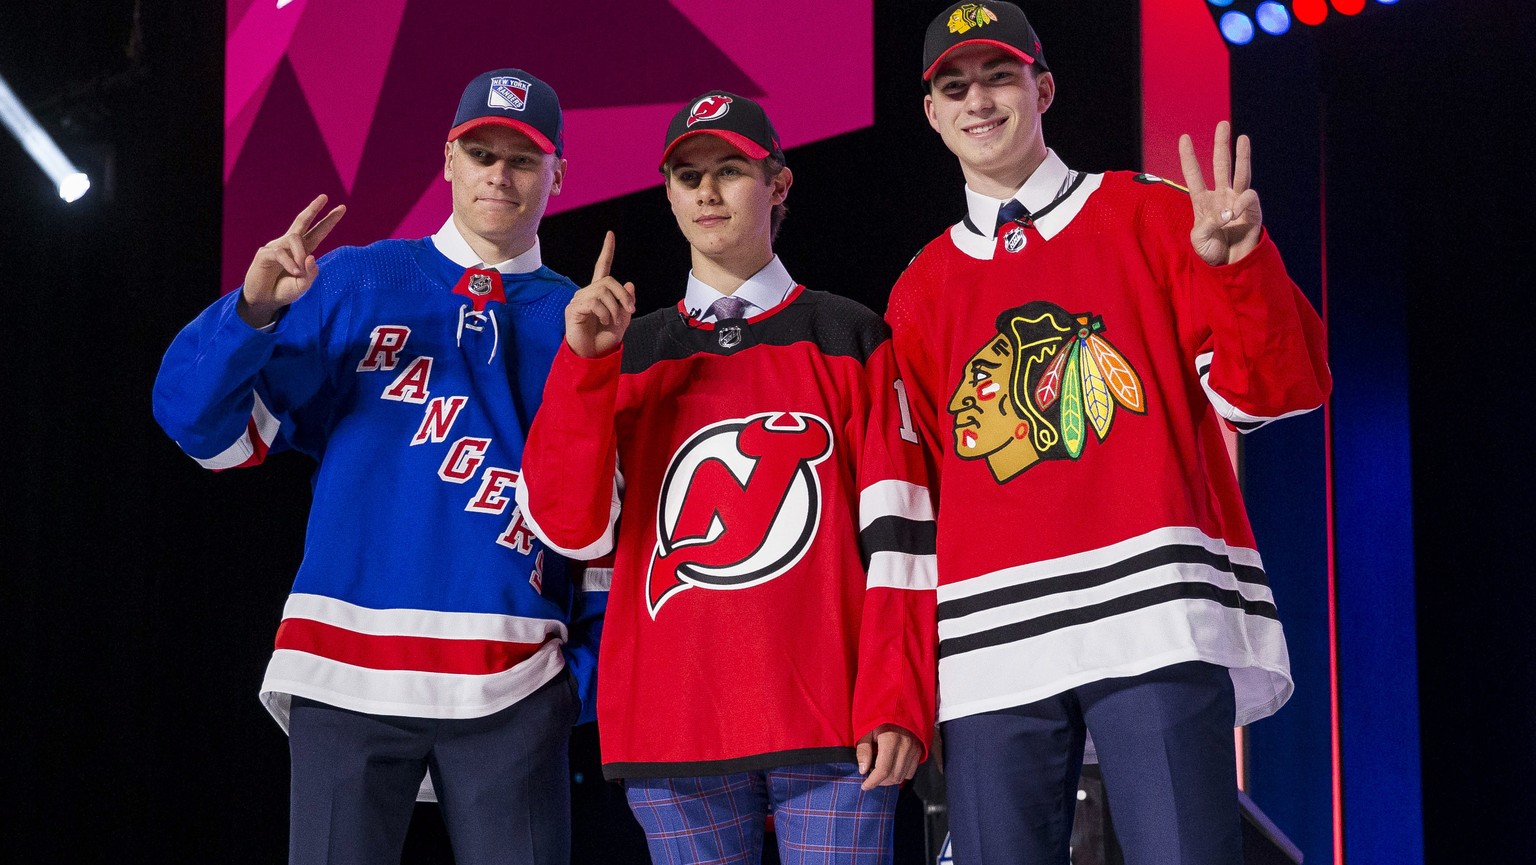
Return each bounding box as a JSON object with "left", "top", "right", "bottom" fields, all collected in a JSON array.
[
  {"left": 488, "top": 76, "right": 530, "bottom": 112},
  {"left": 646, "top": 412, "right": 834, "bottom": 617},
  {"left": 686, "top": 94, "right": 732, "bottom": 127}
]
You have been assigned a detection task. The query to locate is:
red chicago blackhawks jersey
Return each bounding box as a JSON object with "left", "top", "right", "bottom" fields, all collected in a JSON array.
[
  {"left": 886, "top": 168, "right": 1330, "bottom": 726},
  {"left": 518, "top": 285, "right": 937, "bottom": 778}
]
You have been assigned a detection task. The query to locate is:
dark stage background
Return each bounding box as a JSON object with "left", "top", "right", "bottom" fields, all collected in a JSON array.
[{"left": 3, "top": 1, "right": 1532, "bottom": 862}]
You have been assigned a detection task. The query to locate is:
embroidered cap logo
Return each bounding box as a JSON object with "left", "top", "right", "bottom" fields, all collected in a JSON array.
[{"left": 488, "top": 76, "right": 530, "bottom": 112}]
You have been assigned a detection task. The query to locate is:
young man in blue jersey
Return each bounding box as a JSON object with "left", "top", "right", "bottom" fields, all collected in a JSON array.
[{"left": 153, "top": 69, "right": 603, "bottom": 865}]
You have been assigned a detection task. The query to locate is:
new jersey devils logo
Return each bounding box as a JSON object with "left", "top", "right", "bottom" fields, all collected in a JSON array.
[
  {"left": 686, "top": 94, "right": 733, "bottom": 127},
  {"left": 646, "top": 412, "right": 834, "bottom": 617}
]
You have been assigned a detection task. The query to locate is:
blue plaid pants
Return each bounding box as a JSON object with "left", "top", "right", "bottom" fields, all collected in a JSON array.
[{"left": 624, "top": 762, "right": 898, "bottom": 865}]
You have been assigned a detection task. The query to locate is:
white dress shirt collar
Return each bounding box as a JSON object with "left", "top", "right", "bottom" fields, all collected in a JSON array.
[
  {"left": 963, "top": 148, "right": 1073, "bottom": 236},
  {"left": 430, "top": 216, "right": 544, "bottom": 274},
  {"left": 684, "top": 255, "right": 796, "bottom": 322}
]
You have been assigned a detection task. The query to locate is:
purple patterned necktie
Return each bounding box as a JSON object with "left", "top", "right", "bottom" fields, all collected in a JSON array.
[{"left": 708, "top": 295, "right": 749, "bottom": 321}]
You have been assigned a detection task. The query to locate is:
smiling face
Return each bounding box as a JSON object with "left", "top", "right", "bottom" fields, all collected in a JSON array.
[
  {"left": 443, "top": 124, "right": 566, "bottom": 262},
  {"left": 924, "top": 44, "right": 1054, "bottom": 198},
  {"left": 664, "top": 134, "right": 790, "bottom": 278}
]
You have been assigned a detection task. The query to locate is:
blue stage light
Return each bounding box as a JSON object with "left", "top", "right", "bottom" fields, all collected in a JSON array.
[
  {"left": 1377, "top": 0, "right": 1400, "bottom": 4},
  {"left": 1256, "top": 2, "right": 1292, "bottom": 35},
  {"left": 1207, "top": 0, "right": 1235, "bottom": 6},
  {"left": 1220, "top": 11, "right": 1255, "bottom": 45}
]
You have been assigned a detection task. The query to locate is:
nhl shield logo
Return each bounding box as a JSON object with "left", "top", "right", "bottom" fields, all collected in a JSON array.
[
  {"left": 717, "top": 324, "right": 743, "bottom": 348},
  {"left": 1003, "top": 225, "right": 1026, "bottom": 253},
  {"left": 488, "top": 76, "right": 530, "bottom": 112},
  {"left": 468, "top": 273, "right": 493, "bottom": 295}
]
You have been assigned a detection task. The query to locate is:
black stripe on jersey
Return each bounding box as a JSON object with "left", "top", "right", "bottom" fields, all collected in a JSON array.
[
  {"left": 938, "top": 581, "right": 1278, "bottom": 660},
  {"left": 936, "top": 543, "right": 1268, "bottom": 623},
  {"left": 1197, "top": 359, "right": 1212, "bottom": 377},
  {"left": 1231, "top": 418, "right": 1266, "bottom": 432},
  {"left": 858, "top": 515, "right": 938, "bottom": 570},
  {"left": 621, "top": 289, "right": 889, "bottom": 375}
]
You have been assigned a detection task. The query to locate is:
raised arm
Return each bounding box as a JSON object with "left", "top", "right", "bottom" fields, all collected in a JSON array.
[{"left": 515, "top": 232, "right": 636, "bottom": 557}]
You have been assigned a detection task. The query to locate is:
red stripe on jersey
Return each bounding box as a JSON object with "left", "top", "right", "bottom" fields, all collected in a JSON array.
[{"left": 273, "top": 618, "right": 548, "bottom": 675}]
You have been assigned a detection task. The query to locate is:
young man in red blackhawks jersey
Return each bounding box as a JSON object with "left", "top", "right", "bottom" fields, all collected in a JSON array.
[
  {"left": 152, "top": 69, "right": 604, "bottom": 865},
  {"left": 887, "top": 3, "right": 1332, "bottom": 864},
  {"left": 515, "top": 91, "right": 938, "bottom": 864}
]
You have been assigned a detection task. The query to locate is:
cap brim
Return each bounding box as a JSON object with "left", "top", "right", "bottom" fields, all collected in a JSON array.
[
  {"left": 658, "top": 129, "right": 770, "bottom": 169},
  {"left": 923, "top": 40, "right": 1038, "bottom": 81},
  {"left": 447, "top": 117, "right": 556, "bottom": 154}
]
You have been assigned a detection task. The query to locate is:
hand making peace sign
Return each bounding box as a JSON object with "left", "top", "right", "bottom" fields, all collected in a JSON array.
[
  {"left": 1179, "top": 121, "right": 1264, "bottom": 267},
  {"left": 238, "top": 194, "right": 347, "bottom": 328}
]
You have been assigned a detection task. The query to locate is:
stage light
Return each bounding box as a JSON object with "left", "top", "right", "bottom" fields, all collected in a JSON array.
[
  {"left": 1207, "top": 0, "right": 1236, "bottom": 6},
  {"left": 1294, "top": 0, "right": 1330, "bottom": 25},
  {"left": 1331, "top": 0, "right": 1366, "bottom": 13},
  {"left": 1377, "top": 0, "right": 1399, "bottom": 4},
  {"left": 1256, "top": 2, "right": 1292, "bottom": 35},
  {"left": 1220, "top": 11, "right": 1256, "bottom": 45},
  {"left": 0, "top": 72, "right": 92, "bottom": 203}
]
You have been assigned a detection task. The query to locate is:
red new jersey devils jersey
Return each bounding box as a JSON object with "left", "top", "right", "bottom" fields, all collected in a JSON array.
[{"left": 519, "top": 286, "right": 937, "bottom": 778}]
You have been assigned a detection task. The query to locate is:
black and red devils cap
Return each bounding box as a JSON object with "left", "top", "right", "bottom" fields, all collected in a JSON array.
[
  {"left": 922, "top": 2, "right": 1049, "bottom": 82},
  {"left": 659, "top": 91, "right": 785, "bottom": 170},
  {"left": 449, "top": 68, "right": 564, "bottom": 156}
]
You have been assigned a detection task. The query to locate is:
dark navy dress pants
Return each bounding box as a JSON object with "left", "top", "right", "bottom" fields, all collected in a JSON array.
[{"left": 942, "top": 661, "right": 1241, "bottom": 865}]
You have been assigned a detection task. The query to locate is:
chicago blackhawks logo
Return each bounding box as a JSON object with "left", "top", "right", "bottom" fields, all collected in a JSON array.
[
  {"left": 947, "top": 4, "right": 999, "bottom": 34},
  {"left": 646, "top": 412, "right": 833, "bottom": 617},
  {"left": 949, "top": 301, "right": 1145, "bottom": 483}
]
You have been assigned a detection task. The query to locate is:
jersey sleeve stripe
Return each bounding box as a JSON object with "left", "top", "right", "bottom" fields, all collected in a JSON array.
[
  {"left": 1195, "top": 351, "right": 1321, "bottom": 433},
  {"left": 189, "top": 391, "right": 280, "bottom": 470},
  {"left": 580, "top": 567, "right": 613, "bottom": 592},
  {"left": 859, "top": 479, "right": 935, "bottom": 530},
  {"left": 859, "top": 514, "right": 938, "bottom": 570},
  {"left": 866, "top": 550, "right": 938, "bottom": 591}
]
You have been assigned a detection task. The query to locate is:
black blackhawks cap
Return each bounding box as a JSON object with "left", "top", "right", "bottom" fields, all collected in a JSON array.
[
  {"left": 449, "top": 68, "right": 564, "bottom": 156},
  {"left": 923, "top": 2, "right": 1049, "bottom": 81},
  {"left": 660, "top": 91, "right": 785, "bottom": 170}
]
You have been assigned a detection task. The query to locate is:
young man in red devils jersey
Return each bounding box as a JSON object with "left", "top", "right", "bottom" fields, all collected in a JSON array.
[
  {"left": 888, "top": 3, "right": 1331, "bottom": 864},
  {"left": 516, "top": 91, "right": 937, "bottom": 864}
]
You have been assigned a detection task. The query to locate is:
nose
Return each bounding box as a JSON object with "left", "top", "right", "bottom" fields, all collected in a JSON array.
[
  {"left": 696, "top": 174, "right": 721, "bottom": 204},
  {"left": 486, "top": 158, "right": 512, "bottom": 187},
  {"left": 964, "top": 80, "right": 994, "bottom": 115},
  {"left": 948, "top": 388, "right": 976, "bottom": 414}
]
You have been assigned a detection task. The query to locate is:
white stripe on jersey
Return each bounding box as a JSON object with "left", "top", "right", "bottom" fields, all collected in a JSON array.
[
  {"left": 1196, "top": 350, "right": 1320, "bottom": 432},
  {"left": 280, "top": 592, "right": 569, "bottom": 643},
  {"left": 191, "top": 390, "right": 279, "bottom": 469},
  {"left": 867, "top": 551, "right": 938, "bottom": 591},
  {"left": 858, "top": 479, "right": 934, "bottom": 530}
]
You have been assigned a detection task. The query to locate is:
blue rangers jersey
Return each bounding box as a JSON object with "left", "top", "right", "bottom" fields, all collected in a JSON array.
[{"left": 154, "top": 231, "right": 603, "bottom": 728}]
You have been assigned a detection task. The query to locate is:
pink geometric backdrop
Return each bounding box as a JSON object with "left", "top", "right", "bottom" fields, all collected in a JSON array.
[{"left": 223, "top": 0, "right": 874, "bottom": 291}]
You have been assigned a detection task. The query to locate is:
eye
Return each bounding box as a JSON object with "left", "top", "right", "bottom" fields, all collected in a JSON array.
[
  {"left": 941, "top": 81, "right": 966, "bottom": 96},
  {"left": 972, "top": 368, "right": 991, "bottom": 384},
  {"left": 678, "top": 170, "right": 701, "bottom": 185},
  {"left": 720, "top": 166, "right": 741, "bottom": 177},
  {"left": 989, "top": 70, "right": 1014, "bottom": 84}
]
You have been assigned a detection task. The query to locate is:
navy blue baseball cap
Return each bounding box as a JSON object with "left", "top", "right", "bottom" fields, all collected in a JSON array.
[
  {"left": 449, "top": 68, "right": 563, "bottom": 156},
  {"left": 660, "top": 91, "right": 784, "bottom": 170}
]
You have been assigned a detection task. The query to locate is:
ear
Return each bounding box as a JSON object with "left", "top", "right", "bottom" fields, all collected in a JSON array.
[
  {"left": 924, "top": 93, "right": 941, "bottom": 133},
  {"left": 549, "top": 157, "right": 567, "bottom": 196},
  {"left": 770, "top": 166, "right": 793, "bottom": 205},
  {"left": 1036, "top": 71, "right": 1055, "bottom": 114},
  {"left": 443, "top": 140, "right": 454, "bottom": 181}
]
